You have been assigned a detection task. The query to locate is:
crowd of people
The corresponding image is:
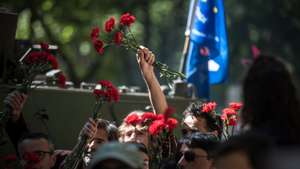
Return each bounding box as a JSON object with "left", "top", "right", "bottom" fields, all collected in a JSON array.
[{"left": 2, "top": 47, "right": 300, "bottom": 169}]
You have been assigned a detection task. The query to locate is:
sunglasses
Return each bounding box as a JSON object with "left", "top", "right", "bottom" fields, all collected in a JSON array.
[{"left": 183, "top": 150, "right": 208, "bottom": 162}]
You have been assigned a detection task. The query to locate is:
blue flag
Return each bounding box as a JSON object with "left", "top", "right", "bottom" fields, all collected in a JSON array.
[{"left": 185, "top": 0, "right": 229, "bottom": 98}]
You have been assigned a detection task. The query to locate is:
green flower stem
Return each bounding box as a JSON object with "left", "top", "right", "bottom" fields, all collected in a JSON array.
[
  {"left": 61, "top": 135, "right": 88, "bottom": 169},
  {"left": 62, "top": 98, "right": 103, "bottom": 169},
  {"left": 121, "top": 33, "right": 186, "bottom": 81},
  {"left": 92, "top": 99, "right": 103, "bottom": 119}
]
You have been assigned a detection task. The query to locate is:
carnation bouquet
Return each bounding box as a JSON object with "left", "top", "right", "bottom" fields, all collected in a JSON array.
[
  {"left": 148, "top": 107, "right": 178, "bottom": 166},
  {"left": 90, "top": 12, "right": 185, "bottom": 82},
  {"left": 221, "top": 102, "right": 242, "bottom": 138},
  {"left": 0, "top": 43, "right": 64, "bottom": 123},
  {"left": 62, "top": 80, "right": 119, "bottom": 169},
  {"left": 124, "top": 107, "right": 178, "bottom": 169}
]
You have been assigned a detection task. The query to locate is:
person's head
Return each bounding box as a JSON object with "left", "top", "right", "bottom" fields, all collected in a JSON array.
[
  {"left": 182, "top": 102, "right": 223, "bottom": 138},
  {"left": 242, "top": 55, "right": 300, "bottom": 142},
  {"left": 119, "top": 111, "right": 149, "bottom": 147},
  {"left": 84, "top": 118, "right": 118, "bottom": 166},
  {"left": 130, "top": 142, "right": 149, "bottom": 169},
  {"left": 17, "top": 132, "right": 56, "bottom": 169},
  {"left": 89, "top": 142, "right": 144, "bottom": 169},
  {"left": 178, "top": 132, "right": 219, "bottom": 169},
  {"left": 214, "top": 132, "right": 273, "bottom": 169}
]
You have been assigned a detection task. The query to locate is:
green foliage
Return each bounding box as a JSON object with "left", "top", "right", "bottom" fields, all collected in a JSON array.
[{"left": 1, "top": 0, "right": 300, "bottom": 91}]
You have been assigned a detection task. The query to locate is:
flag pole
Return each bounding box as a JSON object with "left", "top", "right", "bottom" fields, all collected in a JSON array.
[{"left": 179, "top": 0, "right": 199, "bottom": 76}]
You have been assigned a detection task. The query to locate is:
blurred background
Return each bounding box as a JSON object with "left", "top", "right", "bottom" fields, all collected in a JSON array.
[{"left": 1, "top": 0, "right": 300, "bottom": 106}]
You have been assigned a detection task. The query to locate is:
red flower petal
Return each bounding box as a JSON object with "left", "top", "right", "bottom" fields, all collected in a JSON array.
[
  {"left": 93, "top": 80, "right": 119, "bottom": 103},
  {"left": 141, "top": 112, "right": 157, "bottom": 122},
  {"left": 149, "top": 120, "right": 166, "bottom": 135},
  {"left": 47, "top": 54, "right": 58, "bottom": 69},
  {"left": 125, "top": 113, "right": 142, "bottom": 125},
  {"left": 93, "top": 40, "right": 105, "bottom": 55},
  {"left": 40, "top": 42, "right": 49, "bottom": 51},
  {"left": 166, "top": 118, "right": 178, "bottom": 132},
  {"left": 229, "top": 102, "right": 242, "bottom": 111},
  {"left": 228, "top": 115, "right": 237, "bottom": 126},
  {"left": 91, "top": 27, "right": 100, "bottom": 40},
  {"left": 164, "top": 107, "right": 175, "bottom": 119},
  {"left": 104, "top": 17, "right": 115, "bottom": 32},
  {"left": 113, "top": 32, "right": 123, "bottom": 45},
  {"left": 120, "top": 12, "right": 136, "bottom": 27},
  {"left": 201, "top": 102, "right": 217, "bottom": 113},
  {"left": 57, "top": 73, "right": 66, "bottom": 88}
]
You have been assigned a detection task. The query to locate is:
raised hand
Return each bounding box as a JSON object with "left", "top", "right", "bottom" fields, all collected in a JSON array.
[
  {"left": 137, "top": 46, "right": 156, "bottom": 80},
  {"left": 136, "top": 46, "right": 168, "bottom": 115},
  {"left": 79, "top": 118, "right": 97, "bottom": 139},
  {"left": 3, "top": 91, "right": 28, "bottom": 122}
]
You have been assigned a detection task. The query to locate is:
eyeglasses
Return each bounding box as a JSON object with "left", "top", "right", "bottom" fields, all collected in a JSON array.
[{"left": 183, "top": 150, "right": 208, "bottom": 162}]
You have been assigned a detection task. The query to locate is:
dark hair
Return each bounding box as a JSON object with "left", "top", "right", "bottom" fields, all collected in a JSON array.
[
  {"left": 96, "top": 118, "right": 118, "bottom": 141},
  {"left": 183, "top": 101, "right": 223, "bottom": 137},
  {"left": 242, "top": 55, "right": 300, "bottom": 144},
  {"left": 17, "top": 132, "right": 54, "bottom": 154},
  {"left": 186, "top": 132, "right": 219, "bottom": 158},
  {"left": 215, "top": 132, "right": 273, "bottom": 169},
  {"left": 130, "top": 142, "right": 148, "bottom": 155}
]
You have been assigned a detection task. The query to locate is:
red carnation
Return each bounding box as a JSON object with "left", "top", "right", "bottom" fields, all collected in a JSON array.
[
  {"left": 93, "top": 80, "right": 119, "bottom": 103},
  {"left": 201, "top": 102, "right": 217, "bottom": 113},
  {"left": 125, "top": 114, "right": 142, "bottom": 125},
  {"left": 25, "top": 51, "right": 47, "bottom": 64},
  {"left": 113, "top": 32, "right": 123, "bottom": 45},
  {"left": 223, "top": 108, "right": 237, "bottom": 116},
  {"left": 221, "top": 108, "right": 237, "bottom": 122},
  {"left": 57, "top": 73, "right": 66, "bottom": 88},
  {"left": 164, "top": 107, "right": 175, "bottom": 120},
  {"left": 229, "top": 102, "right": 242, "bottom": 111},
  {"left": 105, "top": 17, "right": 115, "bottom": 32},
  {"left": 149, "top": 120, "right": 166, "bottom": 135},
  {"left": 166, "top": 118, "right": 178, "bottom": 132},
  {"left": 47, "top": 54, "right": 58, "bottom": 69},
  {"left": 98, "top": 80, "right": 113, "bottom": 88},
  {"left": 141, "top": 112, "right": 157, "bottom": 122},
  {"left": 91, "top": 27, "right": 100, "bottom": 41},
  {"left": 40, "top": 42, "right": 49, "bottom": 51},
  {"left": 93, "top": 89, "right": 106, "bottom": 97},
  {"left": 120, "top": 13, "right": 136, "bottom": 27},
  {"left": 156, "top": 114, "right": 164, "bottom": 121},
  {"left": 93, "top": 40, "right": 105, "bottom": 55},
  {"left": 228, "top": 115, "right": 237, "bottom": 126}
]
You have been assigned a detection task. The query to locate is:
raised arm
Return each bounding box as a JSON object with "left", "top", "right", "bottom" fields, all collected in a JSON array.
[
  {"left": 3, "top": 90, "right": 29, "bottom": 150},
  {"left": 136, "top": 46, "right": 168, "bottom": 114}
]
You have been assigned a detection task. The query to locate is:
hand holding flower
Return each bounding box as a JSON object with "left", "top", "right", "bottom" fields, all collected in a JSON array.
[
  {"left": 91, "top": 12, "right": 185, "bottom": 82},
  {"left": 3, "top": 90, "right": 28, "bottom": 122},
  {"left": 137, "top": 46, "right": 155, "bottom": 80},
  {"left": 79, "top": 118, "right": 97, "bottom": 139}
]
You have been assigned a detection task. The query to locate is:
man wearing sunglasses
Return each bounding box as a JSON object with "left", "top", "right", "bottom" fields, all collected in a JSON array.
[
  {"left": 178, "top": 132, "right": 219, "bottom": 169},
  {"left": 18, "top": 132, "right": 56, "bottom": 169}
]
